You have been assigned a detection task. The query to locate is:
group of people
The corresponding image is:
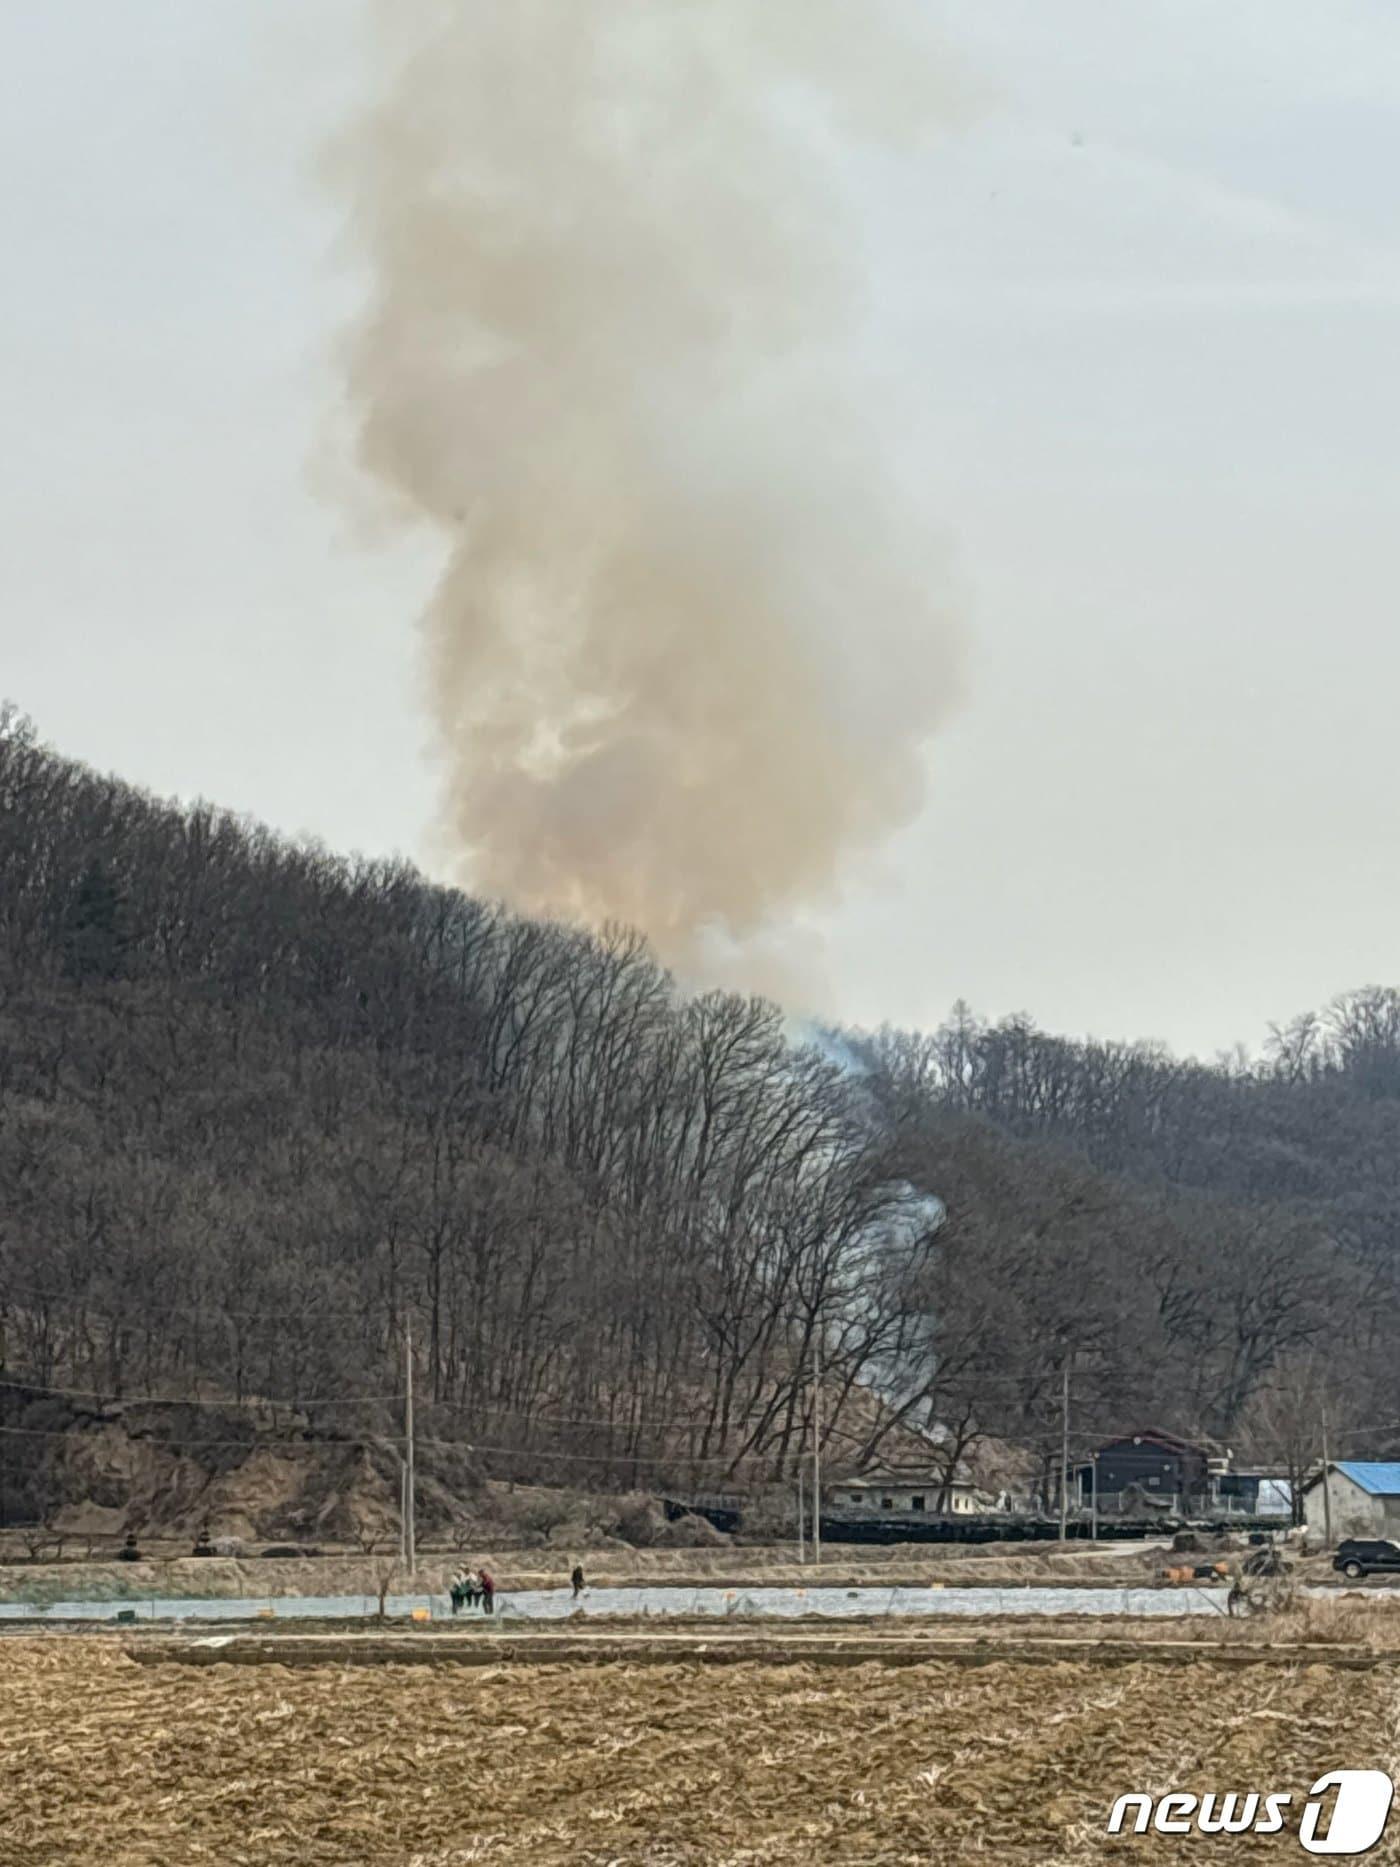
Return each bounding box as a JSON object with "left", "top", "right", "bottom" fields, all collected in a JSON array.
[
  {"left": 449, "top": 1566, "right": 495, "bottom": 1615},
  {"left": 447, "top": 1562, "right": 586, "bottom": 1615},
  {"left": 446, "top": 1561, "right": 588, "bottom": 1616}
]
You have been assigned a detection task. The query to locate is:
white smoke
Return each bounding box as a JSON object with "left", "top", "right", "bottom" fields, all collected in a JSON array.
[{"left": 331, "top": 1, "right": 968, "bottom": 982}]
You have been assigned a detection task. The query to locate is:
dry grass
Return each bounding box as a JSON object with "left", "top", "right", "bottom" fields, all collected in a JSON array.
[
  {"left": 0, "top": 1541, "right": 1172, "bottom": 1606},
  {"left": 0, "top": 1538, "right": 1187, "bottom": 1613},
  {"left": 0, "top": 1635, "right": 1397, "bottom": 1864},
  {"left": 1090, "top": 1593, "right": 1400, "bottom": 1650}
]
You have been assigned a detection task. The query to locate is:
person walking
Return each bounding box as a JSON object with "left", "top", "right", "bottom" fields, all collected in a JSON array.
[
  {"left": 479, "top": 1565, "right": 495, "bottom": 1615},
  {"left": 571, "top": 1564, "right": 585, "bottom": 1600}
]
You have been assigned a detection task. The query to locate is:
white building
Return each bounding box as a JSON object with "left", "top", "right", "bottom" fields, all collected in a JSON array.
[
  {"left": 1302, "top": 1462, "right": 1400, "bottom": 1539},
  {"left": 828, "top": 1472, "right": 992, "bottom": 1518}
]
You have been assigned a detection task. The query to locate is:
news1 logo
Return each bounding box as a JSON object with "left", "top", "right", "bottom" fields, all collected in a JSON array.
[{"left": 1107, "top": 1771, "right": 1394, "bottom": 1853}]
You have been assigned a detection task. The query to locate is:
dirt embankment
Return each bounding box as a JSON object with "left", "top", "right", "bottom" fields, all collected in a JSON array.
[
  {"left": 1, "top": 1383, "right": 483, "bottom": 1546},
  {"left": 4, "top": 1380, "right": 753, "bottom": 1560}
]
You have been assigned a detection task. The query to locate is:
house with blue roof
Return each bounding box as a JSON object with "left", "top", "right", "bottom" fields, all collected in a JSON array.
[{"left": 1302, "top": 1461, "right": 1400, "bottom": 1540}]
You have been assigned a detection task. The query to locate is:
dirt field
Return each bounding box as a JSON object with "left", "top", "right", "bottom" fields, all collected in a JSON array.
[
  {"left": 1, "top": 1632, "right": 1397, "bottom": 1865},
  {"left": 0, "top": 1539, "right": 1181, "bottom": 1606}
]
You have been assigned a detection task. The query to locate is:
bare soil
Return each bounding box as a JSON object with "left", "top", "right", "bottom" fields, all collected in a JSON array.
[
  {"left": 0, "top": 1539, "right": 1180, "bottom": 1605},
  {"left": 1, "top": 1627, "right": 1396, "bottom": 1864}
]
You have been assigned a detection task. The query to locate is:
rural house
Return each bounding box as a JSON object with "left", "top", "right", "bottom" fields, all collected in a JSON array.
[
  {"left": 1071, "top": 1429, "right": 1284, "bottom": 1519},
  {"left": 828, "top": 1471, "right": 993, "bottom": 1518},
  {"left": 1082, "top": 1426, "right": 1209, "bottom": 1516},
  {"left": 1073, "top": 1429, "right": 1212, "bottom": 1515},
  {"left": 1302, "top": 1462, "right": 1400, "bottom": 1539}
]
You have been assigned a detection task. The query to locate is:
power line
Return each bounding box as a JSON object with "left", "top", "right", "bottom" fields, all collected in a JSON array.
[
  {"left": 0, "top": 1421, "right": 784, "bottom": 1469},
  {"left": 15, "top": 1366, "right": 1395, "bottom": 1463},
  {"left": 0, "top": 1370, "right": 867, "bottom": 1442},
  {"left": 0, "top": 1423, "right": 310, "bottom": 1449},
  {"left": 0, "top": 1373, "right": 405, "bottom": 1409},
  {"left": 0, "top": 1366, "right": 974, "bottom": 1439},
  {"left": 412, "top": 1431, "right": 771, "bottom": 1468}
]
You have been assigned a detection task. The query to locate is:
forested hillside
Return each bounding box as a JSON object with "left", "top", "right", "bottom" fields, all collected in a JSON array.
[
  {"left": 852, "top": 992, "right": 1400, "bottom": 1484},
  {"left": 3, "top": 703, "right": 1398, "bottom": 1511},
  {"left": 0, "top": 707, "right": 932, "bottom": 1497}
]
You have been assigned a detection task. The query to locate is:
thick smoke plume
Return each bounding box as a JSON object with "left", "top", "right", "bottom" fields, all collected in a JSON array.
[{"left": 334, "top": 2, "right": 964, "bottom": 976}]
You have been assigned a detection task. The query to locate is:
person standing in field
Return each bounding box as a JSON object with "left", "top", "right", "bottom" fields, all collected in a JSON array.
[
  {"left": 479, "top": 1565, "right": 495, "bottom": 1614},
  {"left": 450, "top": 1570, "right": 475, "bottom": 1615},
  {"left": 571, "top": 1564, "right": 585, "bottom": 1599}
]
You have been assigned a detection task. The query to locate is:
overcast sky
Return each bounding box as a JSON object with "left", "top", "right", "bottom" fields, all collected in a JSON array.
[{"left": 3, "top": 1, "right": 1399, "bottom": 1059}]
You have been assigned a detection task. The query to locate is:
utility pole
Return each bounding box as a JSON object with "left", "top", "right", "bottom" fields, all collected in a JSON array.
[
  {"left": 1320, "top": 1401, "right": 1333, "bottom": 1551},
  {"left": 796, "top": 1462, "right": 805, "bottom": 1563},
  {"left": 812, "top": 1331, "right": 823, "bottom": 1567},
  {"left": 404, "top": 1315, "right": 416, "bottom": 1578},
  {"left": 1090, "top": 1451, "right": 1099, "bottom": 1543},
  {"left": 1059, "top": 1359, "right": 1071, "bottom": 1542}
]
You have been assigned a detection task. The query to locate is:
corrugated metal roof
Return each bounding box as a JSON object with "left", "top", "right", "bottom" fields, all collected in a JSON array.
[{"left": 1335, "top": 1461, "right": 1400, "bottom": 1496}]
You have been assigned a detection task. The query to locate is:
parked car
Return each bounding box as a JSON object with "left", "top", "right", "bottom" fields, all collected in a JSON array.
[{"left": 1333, "top": 1537, "right": 1400, "bottom": 1580}]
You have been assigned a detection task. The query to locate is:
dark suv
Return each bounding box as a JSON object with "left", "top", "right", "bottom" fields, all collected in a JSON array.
[{"left": 1333, "top": 1537, "right": 1400, "bottom": 1580}]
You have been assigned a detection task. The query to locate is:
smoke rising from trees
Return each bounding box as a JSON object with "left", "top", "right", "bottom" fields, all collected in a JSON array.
[
  {"left": 331, "top": 1, "right": 966, "bottom": 977},
  {"left": 5, "top": 709, "right": 1400, "bottom": 1514}
]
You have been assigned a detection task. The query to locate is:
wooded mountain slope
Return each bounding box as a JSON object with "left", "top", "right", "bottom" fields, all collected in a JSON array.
[{"left": 2, "top": 704, "right": 1396, "bottom": 1506}]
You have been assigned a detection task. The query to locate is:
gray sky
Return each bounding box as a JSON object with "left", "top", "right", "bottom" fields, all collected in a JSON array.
[{"left": 4, "top": 1, "right": 1399, "bottom": 1059}]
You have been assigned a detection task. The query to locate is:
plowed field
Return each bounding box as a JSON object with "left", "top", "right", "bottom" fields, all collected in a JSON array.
[{"left": 1, "top": 1637, "right": 1396, "bottom": 1863}]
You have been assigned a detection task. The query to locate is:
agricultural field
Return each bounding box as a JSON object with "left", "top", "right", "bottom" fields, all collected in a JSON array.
[
  {"left": 0, "top": 1536, "right": 1197, "bottom": 1609},
  {"left": 1, "top": 1629, "right": 1397, "bottom": 1864}
]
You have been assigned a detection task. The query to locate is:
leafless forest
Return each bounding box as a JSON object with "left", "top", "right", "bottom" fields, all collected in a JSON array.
[{"left": 2, "top": 704, "right": 1396, "bottom": 1508}]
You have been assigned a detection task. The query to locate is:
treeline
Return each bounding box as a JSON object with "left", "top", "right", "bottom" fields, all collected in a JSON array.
[
  {"left": 852, "top": 997, "right": 1400, "bottom": 1493},
  {"left": 3, "top": 702, "right": 1396, "bottom": 1510},
  {"left": 0, "top": 707, "right": 933, "bottom": 1492}
]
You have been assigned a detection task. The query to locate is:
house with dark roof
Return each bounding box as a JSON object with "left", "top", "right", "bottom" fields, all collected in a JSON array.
[
  {"left": 1072, "top": 1428, "right": 1213, "bottom": 1516},
  {"left": 1069, "top": 1428, "right": 1286, "bottom": 1519},
  {"left": 1301, "top": 1462, "right": 1400, "bottom": 1540}
]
